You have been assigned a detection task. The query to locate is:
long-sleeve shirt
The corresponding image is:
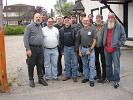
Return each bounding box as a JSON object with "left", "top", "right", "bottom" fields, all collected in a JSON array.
[
  {"left": 103, "top": 21, "right": 126, "bottom": 48},
  {"left": 59, "top": 25, "right": 78, "bottom": 52},
  {"left": 23, "top": 22, "right": 44, "bottom": 51}
]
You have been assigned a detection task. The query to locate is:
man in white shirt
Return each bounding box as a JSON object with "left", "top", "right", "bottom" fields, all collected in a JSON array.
[{"left": 42, "top": 17, "right": 59, "bottom": 80}]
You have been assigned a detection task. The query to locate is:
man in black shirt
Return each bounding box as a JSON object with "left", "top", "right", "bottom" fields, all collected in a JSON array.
[
  {"left": 40, "top": 14, "right": 48, "bottom": 75},
  {"left": 54, "top": 16, "right": 64, "bottom": 76},
  {"left": 59, "top": 16, "right": 78, "bottom": 82},
  {"left": 41, "top": 14, "right": 47, "bottom": 27},
  {"left": 71, "top": 15, "right": 77, "bottom": 25}
]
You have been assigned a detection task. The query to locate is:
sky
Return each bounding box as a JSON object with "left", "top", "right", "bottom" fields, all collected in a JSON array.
[{"left": 3, "top": 0, "right": 74, "bottom": 13}]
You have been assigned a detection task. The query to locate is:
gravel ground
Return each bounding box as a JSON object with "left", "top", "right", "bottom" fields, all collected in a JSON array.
[{"left": 0, "top": 36, "right": 133, "bottom": 100}]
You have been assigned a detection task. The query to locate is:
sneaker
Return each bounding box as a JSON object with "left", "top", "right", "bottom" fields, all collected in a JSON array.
[
  {"left": 57, "top": 73, "right": 62, "bottom": 76},
  {"left": 113, "top": 82, "right": 119, "bottom": 89},
  {"left": 29, "top": 80, "right": 35, "bottom": 88},
  {"left": 72, "top": 77, "right": 78, "bottom": 82},
  {"left": 90, "top": 81, "right": 94, "bottom": 87},
  {"left": 81, "top": 79, "right": 89, "bottom": 83},
  {"left": 38, "top": 79, "right": 48, "bottom": 86},
  {"left": 62, "top": 77, "right": 71, "bottom": 81},
  {"left": 104, "top": 79, "right": 112, "bottom": 83}
]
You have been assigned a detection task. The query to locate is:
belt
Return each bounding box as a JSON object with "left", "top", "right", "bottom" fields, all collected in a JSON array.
[
  {"left": 82, "top": 46, "right": 91, "bottom": 48},
  {"left": 30, "top": 44, "right": 42, "bottom": 48},
  {"left": 45, "top": 46, "right": 57, "bottom": 49}
]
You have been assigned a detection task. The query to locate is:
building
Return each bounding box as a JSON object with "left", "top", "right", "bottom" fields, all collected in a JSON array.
[
  {"left": 3, "top": 4, "right": 35, "bottom": 25},
  {"left": 74, "top": 0, "right": 133, "bottom": 46}
]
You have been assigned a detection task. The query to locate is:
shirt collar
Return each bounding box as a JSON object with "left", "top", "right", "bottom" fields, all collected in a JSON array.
[{"left": 33, "top": 22, "right": 40, "bottom": 27}]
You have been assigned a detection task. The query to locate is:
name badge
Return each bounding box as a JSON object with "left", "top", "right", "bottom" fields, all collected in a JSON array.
[{"left": 88, "top": 32, "right": 91, "bottom": 35}]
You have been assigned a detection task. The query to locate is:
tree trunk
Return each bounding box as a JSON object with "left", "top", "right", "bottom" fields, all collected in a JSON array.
[{"left": 0, "top": 0, "right": 9, "bottom": 92}]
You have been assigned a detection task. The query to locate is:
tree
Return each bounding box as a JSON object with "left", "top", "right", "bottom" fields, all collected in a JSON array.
[{"left": 54, "top": 0, "right": 74, "bottom": 16}]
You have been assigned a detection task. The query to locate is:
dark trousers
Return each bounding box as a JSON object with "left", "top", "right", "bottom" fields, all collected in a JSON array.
[
  {"left": 42, "top": 63, "right": 45, "bottom": 75},
  {"left": 26, "top": 46, "right": 44, "bottom": 80},
  {"left": 77, "top": 54, "right": 83, "bottom": 73},
  {"left": 95, "top": 46, "right": 106, "bottom": 79},
  {"left": 57, "top": 47, "right": 62, "bottom": 75}
]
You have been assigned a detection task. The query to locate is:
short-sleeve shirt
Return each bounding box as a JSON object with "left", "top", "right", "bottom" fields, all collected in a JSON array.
[
  {"left": 42, "top": 26, "right": 59, "bottom": 48},
  {"left": 79, "top": 27, "right": 97, "bottom": 47}
]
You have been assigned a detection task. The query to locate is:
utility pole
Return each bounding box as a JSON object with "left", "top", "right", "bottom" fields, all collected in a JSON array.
[
  {"left": 5, "top": 0, "right": 8, "bottom": 25},
  {"left": 0, "top": 0, "right": 9, "bottom": 92}
]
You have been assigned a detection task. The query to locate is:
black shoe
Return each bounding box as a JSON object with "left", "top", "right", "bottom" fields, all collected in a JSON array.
[
  {"left": 38, "top": 79, "right": 48, "bottom": 86},
  {"left": 73, "top": 77, "right": 78, "bottom": 82},
  {"left": 81, "top": 79, "right": 89, "bottom": 83},
  {"left": 45, "top": 79, "right": 49, "bottom": 81},
  {"left": 29, "top": 80, "right": 35, "bottom": 88},
  {"left": 97, "top": 79, "right": 105, "bottom": 83},
  {"left": 90, "top": 81, "right": 94, "bottom": 87},
  {"left": 94, "top": 76, "right": 101, "bottom": 80},
  {"left": 113, "top": 82, "right": 119, "bottom": 89},
  {"left": 57, "top": 73, "right": 62, "bottom": 76}
]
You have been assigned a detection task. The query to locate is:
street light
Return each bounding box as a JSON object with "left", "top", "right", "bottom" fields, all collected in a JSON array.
[{"left": 72, "top": 0, "right": 84, "bottom": 22}]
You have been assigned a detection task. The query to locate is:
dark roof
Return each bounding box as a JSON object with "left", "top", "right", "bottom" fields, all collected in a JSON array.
[
  {"left": 72, "top": 0, "right": 84, "bottom": 11},
  {"left": 6, "top": 4, "right": 34, "bottom": 7},
  {"left": 3, "top": 4, "right": 35, "bottom": 12}
]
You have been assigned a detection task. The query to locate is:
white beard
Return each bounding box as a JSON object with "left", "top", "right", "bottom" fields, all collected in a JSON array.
[{"left": 107, "top": 21, "right": 115, "bottom": 29}]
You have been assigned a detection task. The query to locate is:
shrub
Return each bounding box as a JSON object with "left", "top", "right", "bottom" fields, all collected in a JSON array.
[{"left": 4, "top": 25, "right": 25, "bottom": 35}]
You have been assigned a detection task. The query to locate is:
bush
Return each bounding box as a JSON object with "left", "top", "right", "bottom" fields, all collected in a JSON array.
[{"left": 4, "top": 25, "right": 25, "bottom": 35}]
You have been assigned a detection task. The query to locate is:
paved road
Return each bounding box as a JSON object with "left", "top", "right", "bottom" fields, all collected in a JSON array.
[{"left": 0, "top": 36, "right": 133, "bottom": 100}]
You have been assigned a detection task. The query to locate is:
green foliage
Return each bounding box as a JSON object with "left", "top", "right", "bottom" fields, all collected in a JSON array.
[
  {"left": 4, "top": 25, "right": 25, "bottom": 35},
  {"left": 54, "top": 0, "right": 74, "bottom": 16}
]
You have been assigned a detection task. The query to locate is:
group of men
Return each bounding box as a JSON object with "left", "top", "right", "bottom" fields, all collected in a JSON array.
[{"left": 23, "top": 12, "right": 126, "bottom": 89}]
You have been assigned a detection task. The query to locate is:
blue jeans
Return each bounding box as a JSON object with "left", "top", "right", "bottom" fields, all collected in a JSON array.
[
  {"left": 104, "top": 48, "right": 121, "bottom": 82},
  {"left": 44, "top": 47, "right": 58, "bottom": 79},
  {"left": 81, "top": 47, "right": 95, "bottom": 81},
  {"left": 64, "top": 46, "right": 78, "bottom": 78}
]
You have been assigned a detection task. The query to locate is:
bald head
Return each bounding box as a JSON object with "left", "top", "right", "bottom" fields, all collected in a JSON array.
[{"left": 34, "top": 13, "right": 41, "bottom": 24}]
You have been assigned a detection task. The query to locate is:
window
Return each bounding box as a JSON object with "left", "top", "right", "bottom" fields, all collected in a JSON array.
[
  {"left": 91, "top": 8, "right": 99, "bottom": 22},
  {"left": 100, "top": 6, "right": 109, "bottom": 22}
]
